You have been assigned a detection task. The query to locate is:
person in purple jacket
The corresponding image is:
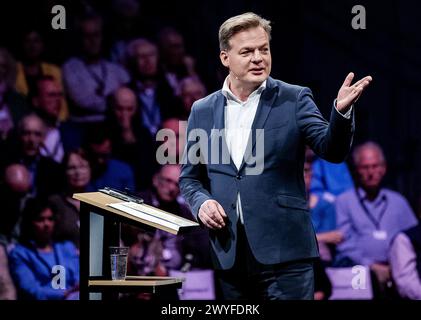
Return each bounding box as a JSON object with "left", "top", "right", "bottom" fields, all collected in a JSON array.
[{"left": 335, "top": 141, "right": 418, "bottom": 297}]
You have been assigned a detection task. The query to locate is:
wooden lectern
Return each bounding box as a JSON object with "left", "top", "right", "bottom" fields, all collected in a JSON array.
[{"left": 74, "top": 192, "right": 197, "bottom": 300}]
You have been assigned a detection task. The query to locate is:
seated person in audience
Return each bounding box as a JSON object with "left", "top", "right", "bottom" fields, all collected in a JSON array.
[
  {"left": 310, "top": 157, "right": 354, "bottom": 197},
  {"left": 106, "top": 86, "right": 157, "bottom": 191},
  {"left": 335, "top": 141, "right": 418, "bottom": 297},
  {"left": 62, "top": 12, "right": 129, "bottom": 123},
  {"left": 1, "top": 113, "right": 63, "bottom": 199},
  {"left": 156, "top": 117, "right": 187, "bottom": 165},
  {"left": 389, "top": 222, "right": 421, "bottom": 300},
  {"left": 0, "top": 48, "right": 29, "bottom": 142},
  {"left": 49, "top": 150, "right": 92, "bottom": 249},
  {"left": 84, "top": 123, "right": 135, "bottom": 191},
  {"left": 157, "top": 27, "right": 198, "bottom": 96},
  {"left": 304, "top": 149, "right": 343, "bottom": 264},
  {"left": 178, "top": 76, "right": 206, "bottom": 120},
  {"left": 15, "top": 27, "right": 68, "bottom": 121},
  {"left": 32, "top": 76, "right": 65, "bottom": 163},
  {"left": 8, "top": 198, "right": 79, "bottom": 300},
  {"left": 126, "top": 38, "right": 181, "bottom": 137},
  {"left": 0, "top": 164, "right": 32, "bottom": 248}
]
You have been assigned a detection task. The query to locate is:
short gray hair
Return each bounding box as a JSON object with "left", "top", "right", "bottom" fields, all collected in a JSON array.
[
  {"left": 352, "top": 141, "right": 386, "bottom": 166},
  {"left": 218, "top": 12, "right": 272, "bottom": 51}
]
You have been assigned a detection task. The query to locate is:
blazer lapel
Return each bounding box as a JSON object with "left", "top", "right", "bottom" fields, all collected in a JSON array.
[
  {"left": 212, "top": 92, "right": 238, "bottom": 174},
  {"left": 239, "top": 77, "right": 278, "bottom": 173}
]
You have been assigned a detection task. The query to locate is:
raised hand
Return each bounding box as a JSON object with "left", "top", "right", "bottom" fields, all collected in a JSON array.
[{"left": 336, "top": 72, "right": 372, "bottom": 113}]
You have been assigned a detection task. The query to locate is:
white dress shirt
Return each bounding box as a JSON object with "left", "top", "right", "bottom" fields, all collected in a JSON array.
[{"left": 222, "top": 77, "right": 266, "bottom": 223}]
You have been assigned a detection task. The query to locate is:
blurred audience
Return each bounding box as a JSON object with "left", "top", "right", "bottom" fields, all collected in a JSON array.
[
  {"left": 0, "top": 48, "right": 29, "bottom": 142},
  {"left": 156, "top": 117, "right": 187, "bottom": 165},
  {"left": 8, "top": 198, "right": 79, "bottom": 300},
  {"left": 49, "top": 150, "right": 92, "bottom": 249},
  {"left": 15, "top": 28, "right": 68, "bottom": 121},
  {"left": 126, "top": 38, "right": 181, "bottom": 137},
  {"left": 62, "top": 12, "right": 129, "bottom": 123},
  {"left": 0, "top": 114, "right": 63, "bottom": 199},
  {"left": 157, "top": 27, "right": 197, "bottom": 96},
  {"left": 107, "top": 86, "right": 157, "bottom": 191},
  {"left": 335, "top": 141, "right": 418, "bottom": 298},
  {"left": 32, "top": 76, "right": 64, "bottom": 163}
]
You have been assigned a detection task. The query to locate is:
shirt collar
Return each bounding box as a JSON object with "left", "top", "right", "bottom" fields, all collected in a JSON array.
[
  {"left": 221, "top": 76, "right": 266, "bottom": 104},
  {"left": 357, "top": 187, "right": 387, "bottom": 204}
]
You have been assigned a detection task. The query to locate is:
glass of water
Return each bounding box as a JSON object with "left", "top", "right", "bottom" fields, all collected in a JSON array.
[{"left": 109, "top": 246, "right": 129, "bottom": 281}]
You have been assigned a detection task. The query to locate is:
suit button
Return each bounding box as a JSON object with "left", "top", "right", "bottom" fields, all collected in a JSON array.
[
  {"left": 231, "top": 203, "right": 236, "bottom": 209},
  {"left": 236, "top": 175, "right": 242, "bottom": 180}
]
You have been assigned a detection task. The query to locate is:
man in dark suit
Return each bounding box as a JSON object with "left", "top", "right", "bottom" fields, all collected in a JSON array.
[
  {"left": 179, "top": 12, "right": 372, "bottom": 300},
  {"left": 0, "top": 113, "right": 63, "bottom": 199}
]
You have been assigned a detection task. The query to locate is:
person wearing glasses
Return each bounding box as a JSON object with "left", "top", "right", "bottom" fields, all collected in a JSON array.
[
  {"left": 32, "top": 76, "right": 65, "bottom": 163},
  {"left": 48, "top": 149, "right": 92, "bottom": 249}
]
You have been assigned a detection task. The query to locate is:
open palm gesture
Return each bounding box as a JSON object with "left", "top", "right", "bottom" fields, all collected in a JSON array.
[{"left": 337, "top": 72, "right": 372, "bottom": 113}]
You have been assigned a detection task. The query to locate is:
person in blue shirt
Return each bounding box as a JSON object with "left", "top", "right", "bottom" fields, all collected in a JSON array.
[
  {"left": 304, "top": 150, "right": 344, "bottom": 264},
  {"left": 310, "top": 157, "right": 354, "bottom": 197},
  {"left": 84, "top": 123, "right": 135, "bottom": 191},
  {"left": 8, "top": 198, "right": 79, "bottom": 300}
]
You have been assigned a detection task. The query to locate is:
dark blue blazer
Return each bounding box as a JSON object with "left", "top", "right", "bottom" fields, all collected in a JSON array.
[{"left": 180, "top": 77, "right": 354, "bottom": 270}]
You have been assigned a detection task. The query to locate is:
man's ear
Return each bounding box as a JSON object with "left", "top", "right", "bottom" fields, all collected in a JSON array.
[{"left": 220, "top": 50, "right": 229, "bottom": 68}]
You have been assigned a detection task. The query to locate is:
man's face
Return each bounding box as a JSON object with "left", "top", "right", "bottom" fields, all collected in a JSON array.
[
  {"left": 181, "top": 82, "right": 205, "bottom": 112},
  {"left": 33, "top": 208, "right": 55, "bottom": 243},
  {"left": 134, "top": 43, "right": 158, "bottom": 77},
  {"left": 153, "top": 165, "right": 180, "bottom": 202},
  {"left": 220, "top": 26, "right": 271, "bottom": 88},
  {"left": 356, "top": 148, "right": 386, "bottom": 190},
  {"left": 20, "top": 117, "right": 44, "bottom": 157},
  {"left": 114, "top": 89, "right": 137, "bottom": 128},
  {"left": 34, "top": 80, "right": 62, "bottom": 121},
  {"left": 81, "top": 19, "right": 103, "bottom": 58}
]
